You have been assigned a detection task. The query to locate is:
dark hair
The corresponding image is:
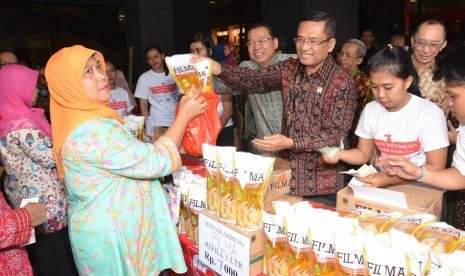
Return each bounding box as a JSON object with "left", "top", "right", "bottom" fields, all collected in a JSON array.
[
  {"left": 276, "top": 35, "right": 288, "bottom": 53},
  {"left": 299, "top": 11, "right": 336, "bottom": 39},
  {"left": 366, "top": 45, "right": 421, "bottom": 97},
  {"left": 414, "top": 19, "right": 447, "bottom": 40},
  {"left": 441, "top": 54, "right": 465, "bottom": 86},
  {"left": 361, "top": 28, "right": 375, "bottom": 36},
  {"left": 389, "top": 29, "right": 404, "bottom": 44},
  {"left": 105, "top": 59, "right": 115, "bottom": 68},
  {"left": 144, "top": 44, "right": 168, "bottom": 76},
  {"left": 190, "top": 32, "right": 219, "bottom": 62},
  {"left": 248, "top": 22, "right": 275, "bottom": 38}
]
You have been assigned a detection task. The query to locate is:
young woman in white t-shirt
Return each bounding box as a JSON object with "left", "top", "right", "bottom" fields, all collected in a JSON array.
[
  {"left": 106, "top": 60, "right": 134, "bottom": 116},
  {"left": 135, "top": 45, "right": 179, "bottom": 139},
  {"left": 377, "top": 54, "right": 465, "bottom": 190},
  {"left": 189, "top": 32, "right": 235, "bottom": 146},
  {"left": 322, "top": 45, "right": 449, "bottom": 188}
]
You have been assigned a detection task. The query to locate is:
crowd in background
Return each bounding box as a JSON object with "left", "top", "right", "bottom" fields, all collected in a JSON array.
[{"left": 1, "top": 10, "right": 465, "bottom": 275}]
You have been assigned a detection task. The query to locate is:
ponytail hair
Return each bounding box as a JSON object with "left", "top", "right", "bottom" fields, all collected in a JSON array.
[{"left": 367, "top": 45, "right": 421, "bottom": 97}]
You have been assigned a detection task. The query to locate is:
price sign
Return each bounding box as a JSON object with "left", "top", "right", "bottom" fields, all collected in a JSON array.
[{"left": 199, "top": 213, "right": 251, "bottom": 276}]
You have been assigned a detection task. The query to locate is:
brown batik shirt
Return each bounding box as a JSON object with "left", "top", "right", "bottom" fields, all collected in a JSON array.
[
  {"left": 218, "top": 56, "right": 357, "bottom": 196},
  {"left": 412, "top": 57, "right": 448, "bottom": 115}
]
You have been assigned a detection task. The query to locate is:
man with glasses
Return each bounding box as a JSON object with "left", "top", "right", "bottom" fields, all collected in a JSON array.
[
  {"left": 202, "top": 11, "right": 357, "bottom": 204},
  {"left": 239, "top": 23, "right": 296, "bottom": 155},
  {"left": 0, "top": 51, "right": 18, "bottom": 69},
  {"left": 336, "top": 39, "right": 373, "bottom": 148},
  {"left": 411, "top": 19, "right": 448, "bottom": 114}
]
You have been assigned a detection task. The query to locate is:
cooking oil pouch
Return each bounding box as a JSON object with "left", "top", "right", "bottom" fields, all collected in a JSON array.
[
  {"left": 166, "top": 55, "right": 221, "bottom": 156},
  {"left": 234, "top": 152, "right": 275, "bottom": 231},
  {"left": 364, "top": 232, "right": 411, "bottom": 276},
  {"left": 284, "top": 204, "right": 313, "bottom": 276},
  {"left": 202, "top": 143, "right": 219, "bottom": 214},
  {"left": 359, "top": 211, "right": 403, "bottom": 234},
  {"left": 217, "top": 146, "right": 237, "bottom": 223},
  {"left": 309, "top": 209, "right": 342, "bottom": 276},
  {"left": 431, "top": 250, "right": 465, "bottom": 275},
  {"left": 338, "top": 208, "right": 376, "bottom": 219},
  {"left": 172, "top": 166, "right": 189, "bottom": 186},
  {"left": 390, "top": 228, "right": 431, "bottom": 276},
  {"left": 186, "top": 178, "right": 207, "bottom": 245},
  {"left": 178, "top": 178, "right": 192, "bottom": 234},
  {"left": 196, "top": 59, "right": 213, "bottom": 93},
  {"left": 123, "top": 115, "right": 145, "bottom": 141},
  {"left": 165, "top": 54, "right": 203, "bottom": 95},
  {"left": 452, "top": 236, "right": 465, "bottom": 252},
  {"left": 262, "top": 201, "right": 292, "bottom": 276},
  {"left": 334, "top": 223, "right": 370, "bottom": 276},
  {"left": 414, "top": 222, "right": 465, "bottom": 254},
  {"left": 391, "top": 213, "right": 436, "bottom": 235}
]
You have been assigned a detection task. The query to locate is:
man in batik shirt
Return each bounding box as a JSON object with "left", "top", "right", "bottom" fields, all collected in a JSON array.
[{"left": 208, "top": 11, "right": 357, "bottom": 204}]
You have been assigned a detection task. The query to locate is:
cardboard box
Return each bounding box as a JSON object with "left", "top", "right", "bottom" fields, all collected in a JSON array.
[
  {"left": 264, "top": 158, "right": 292, "bottom": 203},
  {"left": 199, "top": 211, "right": 264, "bottom": 276},
  {"left": 336, "top": 183, "right": 443, "bottom": 219}
]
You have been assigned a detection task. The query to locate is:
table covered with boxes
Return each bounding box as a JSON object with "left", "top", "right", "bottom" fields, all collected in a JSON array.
[{"left": 164, "top": 146, "right": 465, "bottom": 276}]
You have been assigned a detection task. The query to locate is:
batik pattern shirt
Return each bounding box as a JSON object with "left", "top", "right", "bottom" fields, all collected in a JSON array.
[
  {"left": 412, "top": 58, "right": 448, "bottom": 115},
  {"left": 240, "top": 54, "right": 296, "bottom": 155},
  {"left": 219, "top": 56, "right": 357, "bottom": 196},
  {"left": 0, "top": 127, "right": 68, "bottom": 234},
  {"left": 0, "top": 192, "right": 33, "bottom": 276},
  {"left": 61, "top": 118, "right": 186, "bottom": 275},
  {"left": 349, "top": 67, "right": 374, "bottom": 147}
]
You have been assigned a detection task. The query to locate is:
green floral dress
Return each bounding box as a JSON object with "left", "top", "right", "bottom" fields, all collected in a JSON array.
[{"left": 61, "top": 118, "right": 186, "bottom": 275}]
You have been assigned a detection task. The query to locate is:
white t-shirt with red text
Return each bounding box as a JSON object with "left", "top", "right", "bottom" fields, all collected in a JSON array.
[
  {"left": 109, "top": 86, "right": 134, "bottom": 116},
  {"left": 452, "top": 123, "right": 465, "bottom": 175},
  {"left": 134, "top": 70, "right": 179, "bottom": 129},
  {"left": 355, "top": 94, "right": 449, "bottom": 166}
]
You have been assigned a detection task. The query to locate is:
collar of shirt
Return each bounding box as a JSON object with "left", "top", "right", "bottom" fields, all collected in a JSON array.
[
  {"left": 350, "top": 66, "right": 360, "bottom": 78},
  {"left": 411, "top": 55, "right": 437, "bottom": 73},
  {"left": 309, "top": 55, "right": 337, "bottom": 81}
]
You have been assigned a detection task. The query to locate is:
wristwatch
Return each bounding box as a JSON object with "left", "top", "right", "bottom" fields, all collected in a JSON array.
[{"left": 417, "top": 166, "right": 427, "bottom": 182}]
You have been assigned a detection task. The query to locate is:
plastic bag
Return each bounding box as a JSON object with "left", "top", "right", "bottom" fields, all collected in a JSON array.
[
  {"left": 167, "top": 54, "right": 222, "bottom": 156},
  {"left": 178, "top": 92, "right": 221, "bottom": 156}
]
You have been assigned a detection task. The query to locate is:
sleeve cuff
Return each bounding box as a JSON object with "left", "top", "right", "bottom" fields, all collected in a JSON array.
[{"left": 156, "top": 136, "right": 182, "bottom": 172}]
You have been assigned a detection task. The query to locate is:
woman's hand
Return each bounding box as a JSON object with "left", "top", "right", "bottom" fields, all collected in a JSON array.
[
  {"left": 355, "top": 172, "right": 394, "bottom": 188},
  {"left": 177, "top": 90, "right": 207, "bottom": 122},
  {"left": 376, "top": 155, "right": 423, "bottom": 181},
  {"left": 24, "top": 203, "right": 46, "bottom": 227}
]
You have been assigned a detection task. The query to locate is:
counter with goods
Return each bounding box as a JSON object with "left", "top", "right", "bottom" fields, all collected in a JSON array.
[{"left": 165, "top": 148, "right": 465, "bottom": 276}]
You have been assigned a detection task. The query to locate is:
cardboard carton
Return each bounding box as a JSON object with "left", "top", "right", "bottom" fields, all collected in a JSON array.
[
  {"left": 336, "top": 183, "right": 443, "bottom": 219},
  {"left": 199, "top": 211, "right": 264, "bottom": 276}
]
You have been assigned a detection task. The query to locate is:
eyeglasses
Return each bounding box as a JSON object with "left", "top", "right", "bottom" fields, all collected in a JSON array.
[
  {"left": 413, "top": 38, "right": 444, "bottom": 51},
  {"left": 337, "top": 51, "right": 359, "bottom": 59},
  {"left": 246, "top": 37, "right": 273, "bottom": 47},
  {"left": 294, "top": 37, "right": 333, "bottom": 47}
]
